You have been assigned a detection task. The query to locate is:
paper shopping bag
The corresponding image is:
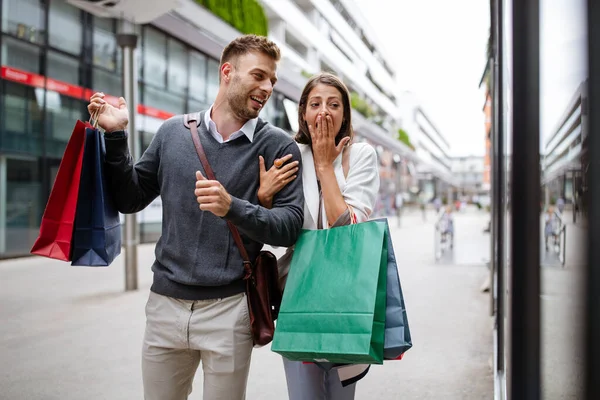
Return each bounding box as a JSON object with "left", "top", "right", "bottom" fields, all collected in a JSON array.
[{"left": 271, "top": 221, "right": 388, "bottom": 364}]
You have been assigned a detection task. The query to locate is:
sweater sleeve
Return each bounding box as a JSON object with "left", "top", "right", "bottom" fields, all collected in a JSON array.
[
  {"left": 103, "top": 128, "right": 161, "bottom": 214},
  {"left": 225, "top": 142, "right": 304, "bottom": 247}
]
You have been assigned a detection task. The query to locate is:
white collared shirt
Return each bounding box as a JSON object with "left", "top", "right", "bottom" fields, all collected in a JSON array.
[{"left": 204, "top": 105, "right": 258, "bottom": 143}]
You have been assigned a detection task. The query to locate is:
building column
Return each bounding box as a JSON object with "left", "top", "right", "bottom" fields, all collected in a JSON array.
[
  {"left": 269, "top": 17, "right": 286, "bottom": 43},
  {"left": 0, "top": 156, "right": 6, "bottom": 254},
  {"left": 306, "top": 47, "right": 320, "bottom": 72}
]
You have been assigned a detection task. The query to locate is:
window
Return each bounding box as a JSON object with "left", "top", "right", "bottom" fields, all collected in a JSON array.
[
  {"left": 3, "top": 158, "right": 42, "bottom": 257},
  {"left": 0, "top": 81, "right": 43, "bottom": 155},
  {"left": 93, "top": 17, "right": 117, "bottom": 70},
  {"left": 143, "top": 84, "right": 185, "bottom": 115},
  {"left": 189, "top": 51, "right": 207, "bottom": 101},
  {"left": 92, "top": 68, "right": 122, "bottom": 98},
  {"left": 48, "top": 0, "right": 82, "bottom": 54},
  {"left": 167, "top": 38, "right": 188, "bottom": 94},
  {"left": 206, "top": 58, "right": 219, "bottom": 102},
  {"left": 143, "top": 28, "right": 167, "bottom": 87},
  {"left": 187, "top": 98, "right": 210, "bottom": 114},
  {"left": 1, "top": 35, "right": 41, "bottom": 73},
  {"left": 47, "top": 50, "right": 79, "bottom": 86},
  {"left": 1, "top": 0, "right": 45, "bottom": 44},
  {"left": 46, "top": 96, "right": 86, "bottom": 158}
]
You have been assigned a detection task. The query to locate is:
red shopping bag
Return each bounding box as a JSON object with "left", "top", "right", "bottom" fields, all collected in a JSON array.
[{"left": 30, "top": 120, "right": 91, "bottom": 261}]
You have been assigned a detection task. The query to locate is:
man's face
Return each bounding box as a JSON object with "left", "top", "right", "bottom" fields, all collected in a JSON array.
[{"left": 225, "top": 51, "right": 278, "bottom": 121}]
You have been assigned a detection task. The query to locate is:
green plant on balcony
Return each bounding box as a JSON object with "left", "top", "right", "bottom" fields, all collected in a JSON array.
[
  {"left": 350, "top": 91, "right": 376, "bottom": 119},
  {"left": 301, "top": 69, "right": 313, "bottom": 79},
  {"left": 397, "top": 128, "right": 416, "bottom": 150},
  {"left": 195, "top": 0, "right": 269, "bottom": 36}
]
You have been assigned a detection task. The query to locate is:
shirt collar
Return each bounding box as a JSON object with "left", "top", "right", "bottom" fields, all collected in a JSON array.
[{"left": 204, "top": 105, "right": 257, "bottom": 142}]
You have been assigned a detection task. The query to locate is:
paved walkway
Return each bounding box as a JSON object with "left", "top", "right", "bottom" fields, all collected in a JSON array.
[{"left": 0, "top": 207, "right": 493, "bottom": 399}]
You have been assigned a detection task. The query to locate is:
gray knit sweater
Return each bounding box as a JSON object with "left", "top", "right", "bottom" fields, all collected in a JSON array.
[{"left": 103, "top": 111, "right": 304, "bottom": 300}]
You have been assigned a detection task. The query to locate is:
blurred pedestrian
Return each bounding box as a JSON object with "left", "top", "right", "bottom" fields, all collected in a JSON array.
[
  {"left": 434, "top": 196, "right": 442, "bottom": 214},
  {"left": 439, "top": 206, "right": 454, "bottom": 249},
  {"left": 544, "top": 206, "right": 559, "bottom": 251},
  {"left": 257, "top": 72, "right": 380, "bottom": 400},
  {"left": 556, "top": 197, "right": 565, "bottom": 214},
  {"left": 87, "top": 35, "right": 304, "bottom": 400},
  {"left": 396, "top": 192, "right": 404, "bottom": 227},
  {"left": 420, "top": 197, "right": 427, "bottom": 221}
]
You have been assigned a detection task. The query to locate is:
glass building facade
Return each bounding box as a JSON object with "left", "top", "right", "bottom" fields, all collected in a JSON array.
[{"left": 0, "top": 0, "right": 293, "bottom": 258}]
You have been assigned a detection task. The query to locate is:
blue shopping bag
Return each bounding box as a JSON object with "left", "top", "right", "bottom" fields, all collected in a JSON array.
[
  {"left": 71, "top": 127, "right": 121, "bottom": 266},
  {"left": 372, "top": 218, "right": 413, "bottom": 359}
]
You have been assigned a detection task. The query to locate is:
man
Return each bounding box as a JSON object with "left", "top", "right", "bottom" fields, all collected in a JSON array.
[{"left": 88, "top": 35, "right": 304, "bottom": 400}]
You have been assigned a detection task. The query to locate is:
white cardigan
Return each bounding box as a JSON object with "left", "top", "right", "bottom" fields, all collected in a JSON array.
[
  {"left": 298, "top": 141, "right": 380, "bottom": 229},
  {"left": 277, "top": 141, "right": 380, "bottom": 283}
]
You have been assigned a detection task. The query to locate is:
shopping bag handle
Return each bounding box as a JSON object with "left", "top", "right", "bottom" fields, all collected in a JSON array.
[{"left": 88, "top": 108, "right": 101, "bottom": 129}]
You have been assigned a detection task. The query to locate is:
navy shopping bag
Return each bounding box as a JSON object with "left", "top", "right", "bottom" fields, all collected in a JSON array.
[
  {"left": 372, "top": 218, "right": 413, "bottom": 359},
  {"left": 71, "top": 127, "right": 121, "bottom": 266}
]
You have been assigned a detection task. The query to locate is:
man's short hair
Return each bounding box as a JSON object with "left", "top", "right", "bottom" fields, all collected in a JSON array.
[{"left": 220, "top": 34, "right": 281, "bottom": 68}]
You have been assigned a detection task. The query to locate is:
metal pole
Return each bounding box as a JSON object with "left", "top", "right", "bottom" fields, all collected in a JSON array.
[
  {"left": 0, "top": 156, "right": 6, "bottom": 254},
  {"left": 492, "top": 0, "right": 506, "bottom": 374},
  {"left": 510, "top": 0, "right": 541, "bottom": 398},
  {"left": 117, "top": 24, "right": 139, "bottom": 292},
  {"left": 585, "top": 1, "right": 600, "bottom": 398}
]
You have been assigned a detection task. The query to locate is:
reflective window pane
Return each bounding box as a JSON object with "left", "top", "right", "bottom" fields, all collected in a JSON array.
[
  {"left": 93, "top": 17, "right": 117, "bottom": 70},
  {"left": 48, "top": 0, "right": 82, "bottom": 54},
  {"left": 1, "top": 0, "right": 45, "bottom": 44},
  {"left": 93, "top": 67, "right": 122, "bottom": 98},
  {"left": 189, "top": 51, "right": 207, "bottom": 101},
  {"left": 143, "top": 84, "right": 185, "bottom": 115},
  {"left": 206, "top": 58, "right": 219, "bottom": 102},
  {"left": 1, "top": 35, "right": 41, "bottom": 73},
  {"left": 143, "top": 28, "right": 167, "bottom": 87},
  {"left": 539, "top": 0, "right": 587, "bottom": 398},
  {"left": 0, "top": 81, "right": 43, "bottom": 156},
  {"left": 46, "top": 51, "right": 79, "bottom": 86},
  {"left": 167, "top": 38, "right": 188, "bottom": 94},
  {"left": 46, "top": 96, "right": 86, "bottom": 158},
  {"left": 2, "top": 158, "right": 42, "bottom": 257},
  {"left": 187, "top": 98, "right": 210, "bottom": 114}
]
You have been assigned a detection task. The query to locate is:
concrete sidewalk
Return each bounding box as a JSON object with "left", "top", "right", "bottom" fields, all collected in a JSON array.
[{"left": 0, "top": 208, "right": 493, "bottom": 400}]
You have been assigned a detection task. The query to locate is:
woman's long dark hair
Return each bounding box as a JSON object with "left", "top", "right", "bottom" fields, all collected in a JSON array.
[{"left": 295, "top": 72, "right": 354, "bottom": 146}]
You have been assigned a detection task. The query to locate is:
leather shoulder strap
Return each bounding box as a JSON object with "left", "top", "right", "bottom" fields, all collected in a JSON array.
[
  {"left": 186, "top": 113, "right": 216, "bottom": 180},
  {"left": 184, "top": 113, "right": 253, "bottom": 269}
]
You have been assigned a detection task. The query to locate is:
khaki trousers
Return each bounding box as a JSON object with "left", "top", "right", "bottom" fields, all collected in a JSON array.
[{"left": 142, "top": 291, "right": 253, "bottom": 400}]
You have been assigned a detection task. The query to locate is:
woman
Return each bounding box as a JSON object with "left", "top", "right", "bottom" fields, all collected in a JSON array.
[{"left": 258, "top": 72, "right": 380, "bottom": 399}]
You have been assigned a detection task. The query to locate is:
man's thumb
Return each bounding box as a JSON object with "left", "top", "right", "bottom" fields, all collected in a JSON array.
[
  {"left": 196, "top": 170, "right": 206, "bottom": 181},
  {"left": 258, "top": 155, "right": 266, "bottom": 172}
]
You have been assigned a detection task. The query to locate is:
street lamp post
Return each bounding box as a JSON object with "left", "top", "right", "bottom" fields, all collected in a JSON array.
[{"left": 117, "top": 24, "right": 139, "bottom": 291}]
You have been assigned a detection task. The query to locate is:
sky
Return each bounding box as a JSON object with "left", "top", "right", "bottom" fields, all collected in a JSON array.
[{"left": 354, "top": 0, "right": 588, "bottom": 157}]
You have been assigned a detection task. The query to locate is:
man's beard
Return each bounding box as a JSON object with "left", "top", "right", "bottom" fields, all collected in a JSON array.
[{"left": 228, "top": 78, "right": 260, "bottom": 121}]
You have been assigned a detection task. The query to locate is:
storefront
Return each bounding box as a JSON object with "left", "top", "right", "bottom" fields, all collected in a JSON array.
[{"left": 0, "top": 0, "right": 294, "bottom": 258}]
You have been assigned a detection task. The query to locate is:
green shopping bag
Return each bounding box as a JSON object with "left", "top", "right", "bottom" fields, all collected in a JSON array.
[{"left": 271, "top": 221, "right": 388, "bottom": 364}]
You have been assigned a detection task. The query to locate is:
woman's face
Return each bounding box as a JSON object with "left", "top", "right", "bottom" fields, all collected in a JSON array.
[{"left": 303, "top": 83, "right": 344, "bottom": 136}]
